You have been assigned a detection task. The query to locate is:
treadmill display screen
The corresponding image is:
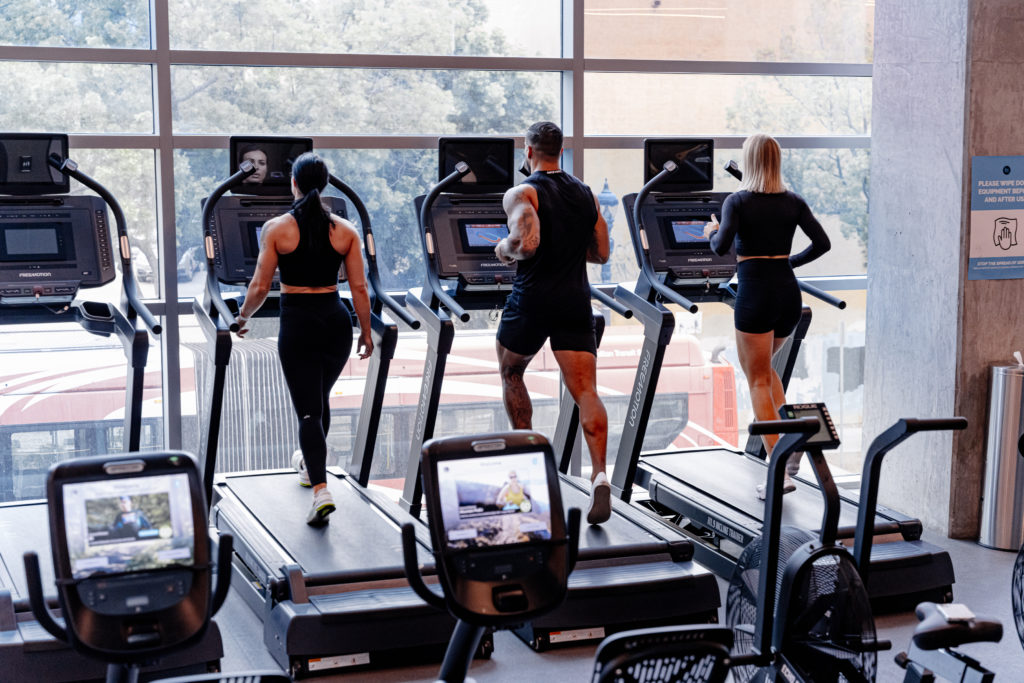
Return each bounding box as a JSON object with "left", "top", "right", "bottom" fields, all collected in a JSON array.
[
  {"left": 62, "top": 473, "right": 196, "bottom": 579},
  {"left": 437, "top": 451, "right": 552, "bottom": 550},
  {"left": 229, "top": 136, "right": 313, "bottom": 196},
  {"left": 438, "top": 137, "right": 515, "bottom": 194},
  {"left": 644, "top": 138, "right": 714, "bottom": 193},
  {"left": 0, "top": 133, "right": 70, "bottom": 195},
  {"left": 660, "top": 217, "right": 714, "bottom": 249},
  {"left": 0, "top": 223, "right": 68, "bottom": 261},
  {"left": 458, "top": 221, "right": 509, "bottom": 254},
  {"left": 780, "top": 403, "right": 841, "bottom": 450},
  {"left": 244, "top": 221, "right": 264, "bottom": 259}
]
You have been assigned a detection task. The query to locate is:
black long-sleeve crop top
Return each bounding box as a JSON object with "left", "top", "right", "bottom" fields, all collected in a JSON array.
[{"left": 709, "top": 190, "right": 830, "bottom": 268}]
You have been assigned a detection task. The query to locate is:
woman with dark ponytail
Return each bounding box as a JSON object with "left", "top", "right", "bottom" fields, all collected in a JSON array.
[{"left": 236, "top": 152, "right": 373, "bottom": 526}]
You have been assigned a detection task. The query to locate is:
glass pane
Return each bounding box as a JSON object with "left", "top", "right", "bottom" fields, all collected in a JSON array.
[
  {"left": 585, "top": 73, "right": 870, "bottom": 137},
  {"left": 173, "top": 149, "right": 227, "bottom": 301},
  {"left": 584, "top": 147, "right": 868, "bottom": 281},
  {"left": 168, "top": 0, "right": 560, "bottom": 57},
  {"left": 171, "top": 66, "right": 560, "bottom": 136},
  {"left": 174, "top": 146, "right": 528, "bottom": 296},
  {"left": 69, "top": 149, "right": 161, "bottom": 300},
  {"left": 0, "top": 62, "right": 154, "bottom": 134},
  {"left": 584, "top": 0, "right": 872, "bottom": 63},
  {"left": 0, "top": 327, "right": 164, "bottom": 502},
  {"left": 0, "top": 1, "right": 151, "bottom": 49}
]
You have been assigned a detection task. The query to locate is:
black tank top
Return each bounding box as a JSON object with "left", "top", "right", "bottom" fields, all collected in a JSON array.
[
  {"left": 276, "top": 211, "right": 345, "bottom": 287},
  {"left": 513, "top": 170, "right": 597, "bottom": 304}
]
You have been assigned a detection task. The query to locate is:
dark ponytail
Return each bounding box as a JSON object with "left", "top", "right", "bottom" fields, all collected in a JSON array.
[{"left": 290, "top": 152, "right": 332, "bottom": 249}]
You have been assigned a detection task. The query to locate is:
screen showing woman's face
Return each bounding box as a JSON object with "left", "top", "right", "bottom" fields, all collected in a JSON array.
[{"left": 241, "top": 149, "right": 268, "bottom": 183}]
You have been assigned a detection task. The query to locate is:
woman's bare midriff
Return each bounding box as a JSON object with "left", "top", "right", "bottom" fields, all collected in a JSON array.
[{"left": 737, "top": 254, "right": 789, "bottom": 262}]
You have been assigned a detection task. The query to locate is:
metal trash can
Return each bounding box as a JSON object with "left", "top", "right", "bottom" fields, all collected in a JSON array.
[{"left": 979, "top": 366, "right": 1024, "bottom": 550}]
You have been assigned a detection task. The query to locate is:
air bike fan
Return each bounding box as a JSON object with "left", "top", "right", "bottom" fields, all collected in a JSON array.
[{"left": 726, "top": 404, "right": 887, "bottom": 683}]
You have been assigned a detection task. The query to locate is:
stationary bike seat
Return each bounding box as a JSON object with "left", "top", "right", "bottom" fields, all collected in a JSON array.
[{"left": 912, "top": 602, "right": 1002, "bottom": 651}]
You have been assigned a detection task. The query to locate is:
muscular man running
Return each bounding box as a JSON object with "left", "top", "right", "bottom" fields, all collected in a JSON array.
[{"left": 494, "top": 121, "right": 612, "bottom": 525}]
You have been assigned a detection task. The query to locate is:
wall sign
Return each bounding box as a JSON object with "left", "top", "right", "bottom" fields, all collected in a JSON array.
[{"left": 969, "top": 156, "right": 1024, "bottom": 279}]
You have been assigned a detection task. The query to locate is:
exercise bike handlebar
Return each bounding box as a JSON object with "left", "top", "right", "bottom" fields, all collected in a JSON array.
[
  {"left": 48, "top": 155, "right": 162, "bottom": 335},
  {"left": 210, "top": 532, "right": 234, "bottom": 616},
  {"left": 23, "top": 551, "right": 69, "bottom": 643},
  {"left": 797, "top": 280, "right": 847, "bottom": 310},
  {"left": 400, "top": 522, "right": 447, "bottom": 611},
  {"left": 420, "top": 162, "right": 472, "bottom": 323},
  {"left": 748, "top": 416, "right": 820, "bottom": 436},
  {"left": 632, "top": 161, "right": 699, "bottom": 314},
  {"left": 200, "top": 163, "right": 258, "bottom": 333},
  {"left": 327, "top": 174, "right": 419, "bottom": 330},
  {"left": 591, "top": 285, "right": 633, "bottom": 319}
]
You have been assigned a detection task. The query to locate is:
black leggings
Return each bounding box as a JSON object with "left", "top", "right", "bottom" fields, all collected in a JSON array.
[
  {"left": 733, "top": 259, "right": 802, "bottom": 338},
  {"left": 278, "top": 293, "right": 353, "bottom": 487}
]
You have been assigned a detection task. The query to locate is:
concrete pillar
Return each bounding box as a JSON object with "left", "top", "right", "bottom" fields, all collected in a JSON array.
[{"left": 865, "top": 0, "right": 1024, "bottom": 537}]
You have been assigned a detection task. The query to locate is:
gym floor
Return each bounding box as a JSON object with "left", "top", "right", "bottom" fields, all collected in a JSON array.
[{"left": 218, "top": 530, "right": 1023, "bottom": 682}]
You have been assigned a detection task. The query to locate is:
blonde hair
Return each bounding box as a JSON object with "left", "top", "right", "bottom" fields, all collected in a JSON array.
[{"left": 739, "top": 134, "right": 786, "bottom": 194}]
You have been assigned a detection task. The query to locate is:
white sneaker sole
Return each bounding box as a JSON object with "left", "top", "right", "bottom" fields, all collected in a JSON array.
[{"left": 587, "top": 481, "right": 612, "bottom": 525}]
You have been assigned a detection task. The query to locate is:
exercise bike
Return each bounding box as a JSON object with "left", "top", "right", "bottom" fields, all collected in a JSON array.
[
  {"left": 401, "top": 430, "right": 581, "bottom": 683},
  {"left": 24, "top": 451, "right": 287, "bottom": 683}
]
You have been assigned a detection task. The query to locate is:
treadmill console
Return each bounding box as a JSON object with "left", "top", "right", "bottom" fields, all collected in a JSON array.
[
  {"left": 0, "top": 195, "right": 115, "bottom": 303},
  {"left": 623, "top": 191, "right": 735, "bottom": 287},
  {"left": 206, "top": 195, "right": 348, "bottom": 286},
  {"left": 780, "top": 402, "right": 840, "bottom": 450},
  {"left": 417, "top": 193, "right": 516, "bottom": 293},
  {"left": 46, "top": 452, "right": 211, "bottom": 654},
  {"left": 420, "top": 431, "right": 569, "bottom": 624}
]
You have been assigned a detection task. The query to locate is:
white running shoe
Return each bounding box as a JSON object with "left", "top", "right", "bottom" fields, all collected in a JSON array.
[
  {"left": 307, "top": 488, "right": 335, "bottom": 527},
  {"left": 756, "top": 473, "right": 797, "bottom": 501},
  {"left": 587, "top": 472, "right": 612, "bottom": 525},
  {"left": 291, "top": 450, "right": 311, "bottom": 488}
]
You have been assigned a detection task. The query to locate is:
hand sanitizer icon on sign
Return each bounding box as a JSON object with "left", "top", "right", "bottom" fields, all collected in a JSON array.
[{"left": 993, "top": 217, "right": 1018, "bottom": 250}]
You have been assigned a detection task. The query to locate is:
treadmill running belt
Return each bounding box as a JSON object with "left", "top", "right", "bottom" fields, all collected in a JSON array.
[
  {"left": 642, "top": 449, "right": 885, "bottom": 532},
  {"left": 559, "top": 481, "right": 669, "bottom": 555},
  {"left": 224, "top": 472, "right": 411, "bottom": 575}
]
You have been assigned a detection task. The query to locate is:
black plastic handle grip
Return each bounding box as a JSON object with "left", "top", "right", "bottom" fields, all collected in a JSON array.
[
  {"left": 591, "top": 286, "right": 633, "bottom": 319},
  {"left": 210, "top": 532, "right": 234, "bottom": 616},
  {"left": 748, "top": 416, "right": 820, "bottom": 436},
  {"left": 903, "top": 417, "right": 968, "bottom": 433},
  {"left": 23, "top": 551, "right": 69, "bottom": 643},
  {"left": 798, "top": 280, "right": 847, "bottom": 310},
  {"left": 401, "top": 523, "right": 446, "bottom": 610}
]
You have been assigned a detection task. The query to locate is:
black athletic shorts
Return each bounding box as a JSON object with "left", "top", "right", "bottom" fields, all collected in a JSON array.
[
  {"left": 496, "top": 290, "right": 597, "bottom": 356},
  {"left": 733, "top": 259, "right": 802, "bottom": 338}
]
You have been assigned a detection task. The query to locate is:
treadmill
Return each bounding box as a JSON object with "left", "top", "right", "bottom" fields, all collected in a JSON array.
[
  {"left": 0, "top": 133, "right": 223, "bottom": 678},
  {"left": 397, "top": 137, "right": 720, "bottom": 651},
  {"left": 609, "top": 138, "right": 955, "bottom": 606},
  {"left": 193, "top": 137, "right": 493, "bottom": 679}
]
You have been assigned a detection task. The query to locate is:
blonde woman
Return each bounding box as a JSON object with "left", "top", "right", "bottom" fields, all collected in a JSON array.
[{"left": 703, "top": 134, "right": 831, "bottom": 498}]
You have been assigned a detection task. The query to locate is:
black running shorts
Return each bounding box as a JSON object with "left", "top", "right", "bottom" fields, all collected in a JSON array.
[{"left": 496, "top": 290, "right": 597, "bottom": 356}]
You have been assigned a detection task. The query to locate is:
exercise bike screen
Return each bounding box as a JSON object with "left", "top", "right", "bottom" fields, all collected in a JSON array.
[
  {"left": 62, "top": 473, "right": 196, "bottom": 579},
  {"left": 437, "top": 452, "right": 552, "bottom": 550},
  {"left": 459, "top": 221, "right": 509, "bottom": 253}
]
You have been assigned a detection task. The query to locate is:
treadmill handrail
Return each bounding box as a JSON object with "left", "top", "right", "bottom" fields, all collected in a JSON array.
[
  {"left": 797, "top": 280, "right": 846, "bottom": 310},
  {"left": 419, "top": 162, "right": 472, "bottom": 322},
  {"left": 591, "top": 285, "right": 633, "bottom": 319},
  {"left": 48, "top": 155, "right": 162, "bottom": 335},
  {"left": 630, "top": 161, "right": 699, "bottom": 314},
  {"left": 201, "top": 162, "right": 257, "bottom": 333},
  {"left": 327, "top": 174, "right": 420, "bottom": 330},
  {"left": 852, "top": 416, "right": 967, "bottom": 579}
]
